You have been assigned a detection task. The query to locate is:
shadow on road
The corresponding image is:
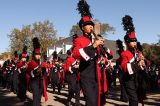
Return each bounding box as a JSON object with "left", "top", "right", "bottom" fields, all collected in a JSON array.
[
  {"left": 0, "top": 87, "right": 22, "bottom": 106},
  {"left": 105, "top": 88, "right": 160, "bottom": 106},
  {"left": 0, "top": 87, "right": 33, "bottom": 106},
  {"left": 54, "top": 95, "right": 68, "bottom": 106}
]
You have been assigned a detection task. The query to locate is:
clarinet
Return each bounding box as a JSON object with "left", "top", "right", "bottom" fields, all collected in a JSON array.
[
  {"left": 134, "top": 47, "right": 140, "bottom": 62},
  {"left": 91, "top": 30, "right": 109, "bottom": 57},
  {"left": 134, "top": 47, "right": 146, "bottom": 70}
]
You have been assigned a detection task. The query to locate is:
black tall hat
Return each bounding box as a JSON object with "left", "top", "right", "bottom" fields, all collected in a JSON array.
[
  {"left": 43, "top": 54, "right": 47, "bottom": 61},
  {"left": 67, "top": 50, "right": 72, "bottom": 56},
  {"left": 14, "top": 51, "right": 18, "bottom": 58},
  {"left": 32, "top": 37, "right": 41, "bottom": 54},
  {"left": 77, "top": 0, "right": 94, "bottom": 29},
  {"left": 122, "top": 15, "right": 137, "bottom": 42},
  {"left": 73, "top": 34, "right": 78, "bottom": 39},
  {"left": 137, "top": 42, "right": 143, "bottom": 52},
  {"left": 14, "top": 51, "right": 19, "bottom": 60},
  {"left": 116, "top": 39, "right": 126, "bottom": 54},
  {"left": 52, "top": 51, "right": 58, "bottom": 60},
  {"left": 22, "top": 45, "right": 27, "bottom": 58}
]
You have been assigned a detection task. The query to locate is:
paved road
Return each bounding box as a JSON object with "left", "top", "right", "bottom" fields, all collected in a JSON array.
[{"left": 0, "top": 86, "right": 160, "bottom": 106}]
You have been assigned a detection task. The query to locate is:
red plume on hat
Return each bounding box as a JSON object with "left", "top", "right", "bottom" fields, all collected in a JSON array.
[
  {"left": 122, "top": 15, "right": 137, "bottom": 42},
  {"left": 32, "top": 37, "right": 41, "bottom": 54},
  {"left": 77, "top": 0, "right": 94, "bottom": 29}
]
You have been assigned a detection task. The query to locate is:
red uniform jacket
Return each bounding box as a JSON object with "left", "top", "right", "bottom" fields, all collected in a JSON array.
[
  {"left": 27, "top": 60, "right": 48, "bottom": 101},
  {"left": 41, "top": 61, "right": 48, "bottom": 76},
  {"left": 65, "top": 56, "right": 80, "bottom": 80},
  {"left": 72, "top": 35, "right": 108, "bottom": 106},
  {"left": 121, "top": 49, "right": 143, "bottom": 75},
  {"left": 17, "top": 61, "right": 23, "bottom": 73},
  {"left": 17, "top": 61, "right": 23, "bottom": 69},
  {"left": 41, "top": 61, "right": 48, "bottom": 101},
  {"left": 65, "top": 56, "right": 77, "bottom": 73},
  {"left": 17, "top": 61, "right": 28, "bottom": 73},
  {"left": 17, "top": 60, "right": 30, "bottom": 91}
]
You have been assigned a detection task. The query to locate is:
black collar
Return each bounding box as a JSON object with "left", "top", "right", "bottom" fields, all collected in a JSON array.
[{"left": 83, "top": 33, "right": 92, "bottom": 41}]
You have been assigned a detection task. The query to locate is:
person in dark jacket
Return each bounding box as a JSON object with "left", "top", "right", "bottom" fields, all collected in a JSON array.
[
  {"left": 17, "top": 46, "right": 28, "bottom": 101},
  {"left": 121, "top": 15, "right": 146, "bottom": 106},
  {"left": 64, "top": 50, "right": 80, "bottom": 106},
  {"left": 116, "top": 39, "right": 129, "bottom": 102},
  {"left": 49, "top": 51, "right": 61, "bottom": 94},
  {"left": 27, "top": 37, "right": 48, "bottom": 106},
  {"left": 72, "top": 0, "right": 110, "bottom": 105}
]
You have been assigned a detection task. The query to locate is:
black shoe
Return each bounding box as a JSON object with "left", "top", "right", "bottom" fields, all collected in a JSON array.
[
  {"left": 58, "top": 91, "right": 61, "bottom": 95},
  {"left": 67, "top": 101, "right": 71, "bottom": 106},
  {"left": 14, "top": 91, "right": 17, "bottom": 94},
  {"left": 75, "top": 102, "right": 81, "bottom": 106},
  {"left": 52, "top": 89, "right": 55, "bottom": 93},
  {"left": 20, "top": 98, "right": 26, "bottom": 102}
]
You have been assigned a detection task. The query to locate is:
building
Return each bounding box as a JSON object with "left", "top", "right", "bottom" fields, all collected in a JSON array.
[
  {"left": 47, "top": 22, "right": 119, "bottom": 61},
  {"left": 47, "top": 36, "right": 73, "bottom": 60},
  {"left": 47, "top": 36, "right": 119, "bottom": 62}
]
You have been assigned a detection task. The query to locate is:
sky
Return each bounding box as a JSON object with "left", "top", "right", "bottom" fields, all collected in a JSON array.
[{"left": 0, "top": 0, "right": 160, "bottom": 53}]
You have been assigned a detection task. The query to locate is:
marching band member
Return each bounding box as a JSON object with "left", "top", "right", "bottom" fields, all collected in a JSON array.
[
  {"left": 17, "top": 46, "right": 28, "bottom": 101},
  {"left": 72, "top": 0, "right": 110, "bottom": 105},
  {"left": 49, "top": 51, "right": 61, "bottom": 94},
  {"left": 121, "top": 15, "right": 146, "bottom": 106},
  {"left": 27, "top": 37, "right": 48, "bottom": 106},
  {"left": 64, "top": 50, "right": 80, "bottom": 106},
  {"left": 116, "top": 39, "right": 128, "bottom": 102}
]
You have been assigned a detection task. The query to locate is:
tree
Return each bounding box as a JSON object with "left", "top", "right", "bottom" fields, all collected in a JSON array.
[
  {"left": 143, "top": 43, "right": 154, "bottom": 59},
  {"left": 157, "top": 34, "right": 160, "bottom": 45},
  {"left": 8, "top": 20, "right": 57, "bottom": 55},
  {"left": 8, "top": 27, "right": 30, "bottom": 53},
  {"left": 143, "top": 43, "right": 160, "bottom": 64},
  {"left": 99, "top": 23, "right": 115, "bottom": 36},
  {"left": 0, "top": 52, "right": 11, "bottom": 60},
  {"left": 32, "top": 20, "right": 57, "bottom": 54},
  {"left": 69, "top": 20, "right": 115, "bottom": 37},
  {"left": 69, "top": 24, "right": 82, "bottom": 36}
]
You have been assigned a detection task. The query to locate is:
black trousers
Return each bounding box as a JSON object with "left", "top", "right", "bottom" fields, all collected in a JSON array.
[
  {"left": 51, "top": 78, "right": 61, "bottom": 94},
  {"left": 119, "top": 71, "right": 128, "bottom": 102},
  {"left": 0, "top": 75, "right": 3, "bottom": 86},
  {"left": 50, "top": 72, "right": 61, "bottom": 94},
  {"left": 137, "top": 71, "right": 147, "bottom": 102},
  {"left": 80, "top": 77, "right": 98, "bottom": 106},
  {"left": 2, "top": 75, "right": 7, "bottom": 88},
  {"left": 30, "top": 77, "right": 43, "bottom": 106},
  {"left": 18, "top": 74, "right": 27, "bottom": 101},
  {"left": 123, "top": 74, "right": 138, "bottom": 106},
  {"left": 67, "top": 74, "right": 80, "bottom": 103},
  {"left": 13, "top": 75, "right": 19, "bottom": 93}
]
